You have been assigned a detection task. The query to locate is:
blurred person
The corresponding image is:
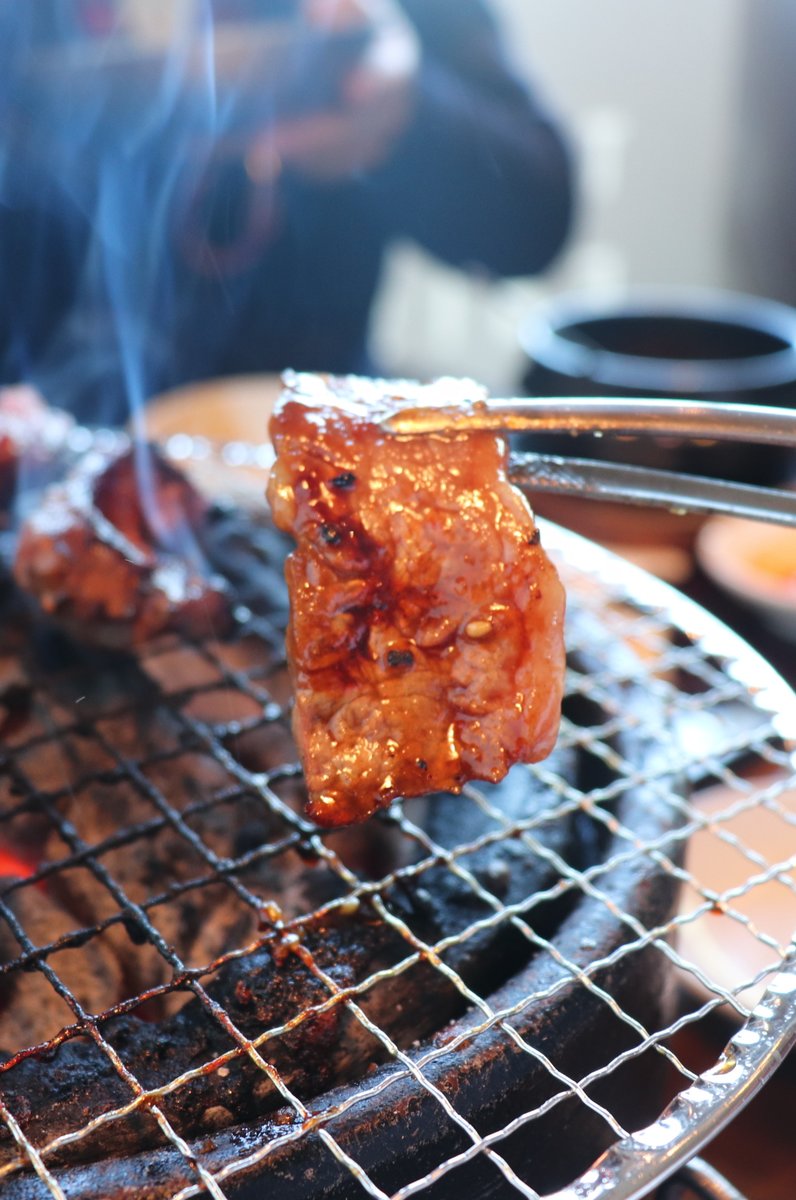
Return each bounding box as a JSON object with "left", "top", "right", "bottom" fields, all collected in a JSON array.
[{"left": 0, "top": 0, "right": 574, "bottom": 421}]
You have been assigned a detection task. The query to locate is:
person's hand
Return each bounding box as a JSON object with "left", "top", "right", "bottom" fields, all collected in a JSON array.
[{"left": 247, "top": 0, "right": 420, "bottom": 184}]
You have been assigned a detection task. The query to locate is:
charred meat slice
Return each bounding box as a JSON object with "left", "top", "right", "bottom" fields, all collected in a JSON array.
[
  {"left": 13, "top": 443, "right": 231, "bottom": 648},
  {"left": 267, "top": 374, "right": 566, "bottom": 827}
]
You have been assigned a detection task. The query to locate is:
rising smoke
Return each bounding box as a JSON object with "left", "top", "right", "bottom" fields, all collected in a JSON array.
[{"left": 0, "top": 1, "right": 293, "bottom": 426}]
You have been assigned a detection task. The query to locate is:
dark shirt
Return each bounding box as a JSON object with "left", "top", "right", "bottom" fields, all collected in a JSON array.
[{"left": 0, "top": 1, "right": 574, "bottom": 422}]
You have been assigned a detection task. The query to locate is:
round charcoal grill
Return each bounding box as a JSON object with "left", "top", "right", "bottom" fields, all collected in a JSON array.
[{"left": 0, "top": 492, "right": 794, "bottom": 1200}]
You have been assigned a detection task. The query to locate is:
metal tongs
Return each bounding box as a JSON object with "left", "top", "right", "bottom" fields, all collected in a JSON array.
[{"left": 383, "top": 396, "right": 796, "bottom": 528}]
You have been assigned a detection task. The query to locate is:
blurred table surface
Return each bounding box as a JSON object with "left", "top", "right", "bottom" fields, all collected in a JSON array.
[{"left": 145, "top": 382, "right": 795, "bottom": 1198}]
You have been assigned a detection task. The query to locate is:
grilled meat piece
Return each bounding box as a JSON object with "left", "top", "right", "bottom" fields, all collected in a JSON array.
[
  {"left": 13, "top": 443, "right": 231, "bottom": 648},
  {"left": 267, "top": 373, "right": 567, "bottom": 827},
  {"left": 0, "top": 385, "right": 73, "bottom": 511}
]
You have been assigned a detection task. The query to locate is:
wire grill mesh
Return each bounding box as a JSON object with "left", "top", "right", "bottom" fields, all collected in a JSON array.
[{"left": 0, "top": 507, "right": 794, "bottom": 1200}]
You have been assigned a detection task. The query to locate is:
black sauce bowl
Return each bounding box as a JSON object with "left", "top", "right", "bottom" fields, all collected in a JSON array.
[{"left": 519, "top": 289, "right": 796, "bottom": 485}]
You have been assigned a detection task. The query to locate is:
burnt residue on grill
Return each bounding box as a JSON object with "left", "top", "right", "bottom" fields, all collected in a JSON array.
[
  {"left": 0, "top": 748, "right": 580, "bottom": 1169},
  {"left": 0, "top": 500, "right": 683, "bottom": 1198}
]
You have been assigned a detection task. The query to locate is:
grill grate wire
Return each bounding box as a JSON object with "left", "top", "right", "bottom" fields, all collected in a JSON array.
[{"left": 0, "top": 513, "right": 793, "bottom": 1200}]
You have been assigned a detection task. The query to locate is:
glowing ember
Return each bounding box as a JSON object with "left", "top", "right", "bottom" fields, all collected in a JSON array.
[{"left": 0, "top": 851, "right": 35, "bottom": 881}]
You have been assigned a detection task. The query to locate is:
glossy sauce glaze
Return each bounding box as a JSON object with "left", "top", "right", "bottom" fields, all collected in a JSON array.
[{"left": 267, "top": 374, "right": 566, "bottom": 828}]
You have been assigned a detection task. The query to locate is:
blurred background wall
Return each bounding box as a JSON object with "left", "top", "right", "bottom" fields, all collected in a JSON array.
[
  {"left": 372, "top": 0, "right": 793, "bottom": 392},
  {"left": 729, "top": 0, "right": 796, "bottom": 310}
]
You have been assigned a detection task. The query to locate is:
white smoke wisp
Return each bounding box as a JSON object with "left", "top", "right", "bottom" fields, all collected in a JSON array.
[
  {"left": 0, "top": 0, "right": 264, "bottom": 558},
  {"left": 0, "top": 0, "right": 270, "bottom": 429}
]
